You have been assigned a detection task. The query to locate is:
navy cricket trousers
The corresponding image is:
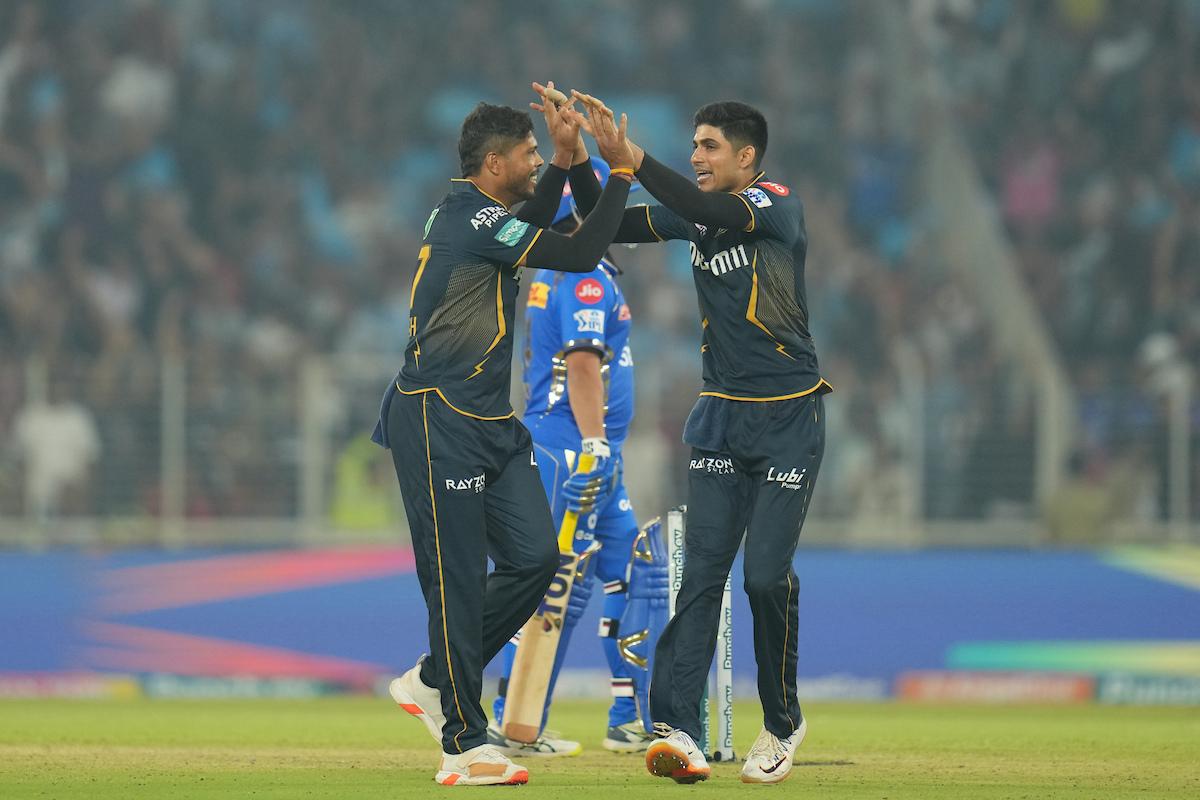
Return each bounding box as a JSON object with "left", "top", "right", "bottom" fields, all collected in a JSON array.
[
  {"left": 650, "top": 392, "right": 826, "bottom": 741},
  {"left": 387, "top": 388, "right": 558, "bottom": 753}
]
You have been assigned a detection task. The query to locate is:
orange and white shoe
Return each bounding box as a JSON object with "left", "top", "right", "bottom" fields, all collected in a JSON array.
[
  {"left": 435, "top": 743, "right": 529, "bottom": 786},
  {"left": 645, "top": 726, "right": 711, "bottom": 784},
  {"left": 388, "top": 655, "right": 445, "bottom": 744},
  {"left": 740, "top": 718, "right": 807, "bottom": 784}
]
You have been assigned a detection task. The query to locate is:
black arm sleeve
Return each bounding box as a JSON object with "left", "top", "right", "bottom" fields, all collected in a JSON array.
[
  {"left": 615, "top": 207, "right": 659, "bottom": 243},
  {"left": 522, "top": 179, "right": 631, "bottom": 272},
  {"left": 513, "top": 164, "right": 568, "bottom": 227},
  {"left": 569, "top": 161, "right": 659, "bottom": 243},
  {"left": 567, "top": 160, "right": 602, "bottom": 217},
  {"left": 635, "top": 152, "right": 752, "bottom": 230}
]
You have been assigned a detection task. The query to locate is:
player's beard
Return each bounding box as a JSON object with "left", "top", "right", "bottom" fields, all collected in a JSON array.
[{"left": 508, "top": 169, "right": 538, "bottom": 202}]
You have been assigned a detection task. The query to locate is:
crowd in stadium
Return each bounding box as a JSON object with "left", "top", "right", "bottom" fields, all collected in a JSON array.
[
  {"left": 0, "top": 0, "right": 1193, "bottom": 533},
  {"left": 928, "top": 0, "right": 1200, "bottom": 533}
]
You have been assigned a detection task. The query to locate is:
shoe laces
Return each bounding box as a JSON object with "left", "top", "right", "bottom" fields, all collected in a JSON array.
[
  {"left": 470, "top": 745, "right": 511, "bottom": 764},
  {"left": 652, "top": 722, "right": 676, "bottom": 737},
  {"left": 748, "top": 729, "right": 789, "bottom": 763}
]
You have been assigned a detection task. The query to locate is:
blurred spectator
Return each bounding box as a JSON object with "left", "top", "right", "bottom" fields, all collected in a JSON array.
[
  {"left": 1043, "top": 451, "right": 1112, "bottom": 545},
  {"left": 0, "top": 0, "right": 1192, "bottom": 536},
  {"left": 12, "top": 383, "right": 100, "bottom": 520}
]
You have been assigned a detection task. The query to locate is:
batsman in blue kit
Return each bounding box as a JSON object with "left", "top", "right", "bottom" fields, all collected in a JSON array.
[{"left": 488, "top": 156, "right": 661, "bottom": 757}]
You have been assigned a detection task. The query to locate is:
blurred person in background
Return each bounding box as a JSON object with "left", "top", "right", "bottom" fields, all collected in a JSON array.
[
  {"left": 12, "top": 381, "right": 100, "bottom": 521},
  {"left": 373, "top": 93, "right": 638, "bottom": 786}
]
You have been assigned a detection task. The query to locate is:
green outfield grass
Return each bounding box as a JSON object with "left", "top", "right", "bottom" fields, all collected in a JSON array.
[{"left": 1, "top": 698, "right": 1197, "bottom": 798}]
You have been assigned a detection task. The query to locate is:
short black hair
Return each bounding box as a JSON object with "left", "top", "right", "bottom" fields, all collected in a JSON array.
[
  {"left": 693, "top": 101, "right": 768, "bottom": 169},
  {"left": 458, "top": 103, "right": 534, "bottom": 177}
]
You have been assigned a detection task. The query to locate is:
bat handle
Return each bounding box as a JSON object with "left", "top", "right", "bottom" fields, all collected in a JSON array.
[{"left": 556, "top": 453, "right": 596, "bottom": 552}]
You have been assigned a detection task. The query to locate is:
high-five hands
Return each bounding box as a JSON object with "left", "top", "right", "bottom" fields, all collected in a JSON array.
[
  {"left": 570, "top": 91, "right": 644, "bottom": 172},
  {"left": 569, "top": 90, "right": 635, "bottom": 174},
  {"left": 531, "top": 81, "right": 583, "bottom": 168}
]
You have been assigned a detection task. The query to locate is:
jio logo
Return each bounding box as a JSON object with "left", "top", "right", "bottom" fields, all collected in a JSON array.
[{"left": 575, "top": 279, "right": 604, "bottom": 304}]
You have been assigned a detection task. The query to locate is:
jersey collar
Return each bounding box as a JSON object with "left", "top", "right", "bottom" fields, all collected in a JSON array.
[
  {"left": 450, "top": 177, "right": 509, "bottom": 209},
  {"left": 734, "top": 171, "right": 767, "bottom": 194}
]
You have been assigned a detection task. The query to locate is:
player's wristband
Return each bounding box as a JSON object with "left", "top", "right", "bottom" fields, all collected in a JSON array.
[
  {"left": 609, "top": 167, "right": 635, "bottom": 183},
  {"left": 581, "top": 437, "right": 611, "bottom": 458}
]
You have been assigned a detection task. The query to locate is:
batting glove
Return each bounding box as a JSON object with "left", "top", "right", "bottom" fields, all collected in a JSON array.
[{"left": 562, "top": 437, "right": 617, "bottom": 514}]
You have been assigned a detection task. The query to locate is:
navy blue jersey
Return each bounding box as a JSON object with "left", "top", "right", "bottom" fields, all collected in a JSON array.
[
  {"left": 645, "top": 174, "right": 829, "bottom": 400},
  {"left": 522, "top": 259, "right": 634, "bottom": 446},
  {"left": 397, "top": 179, "right": 547, "bottom": 419}
]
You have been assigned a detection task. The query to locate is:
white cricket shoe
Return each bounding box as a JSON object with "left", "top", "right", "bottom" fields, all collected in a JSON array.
[
  {"left": 602, "top": 720, "right": 655, "bottom": 753},
  {"left": 486, "top": 721, "right": 582, "bottom": 757},
  {"left": 388, "top": 654, "right": 445, "bottom": 744},
  {"left": 740, "top": 718, "right": 808, "bottom": 784},
  {"left": 435, "top": 743, "right": 529, "bottom": 786},
  {"left": 645, "top": 725, "right": 711, "bottom": 783}
]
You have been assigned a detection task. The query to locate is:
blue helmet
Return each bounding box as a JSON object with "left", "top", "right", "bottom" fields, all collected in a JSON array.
[{"left": 553, "top": 156, "right": 638, "bottom": 225}]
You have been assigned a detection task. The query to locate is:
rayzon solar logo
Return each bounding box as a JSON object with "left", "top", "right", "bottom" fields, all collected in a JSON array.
[
  {"left": 690, "top": 456, "right": 734, "bottom": 474},
  {"left": 445, "top": 474, "right": 485, "bottom": 493}
]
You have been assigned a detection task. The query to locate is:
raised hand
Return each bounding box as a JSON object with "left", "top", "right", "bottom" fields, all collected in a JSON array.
[
  {"left": 572, "top": 90, "right": 635, "bottom": 172},
  {"left": 531, "top": 81, "right": 583, "bottom": 167}
]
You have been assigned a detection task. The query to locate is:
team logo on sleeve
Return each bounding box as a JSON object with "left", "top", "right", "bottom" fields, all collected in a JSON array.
[
  {"left": 494, "top": 217, "right": 530, "bottom": 245},
  {"left": 528, "top": 282, "right": 549, "bottom": 309},
  {"left": 758, "top": 181, "right": 790, "bottom": 196},
  {"left": 575, "top": 278, "right": 604, "bottom": 304},
  {"left": 573, "top": 309, "right": 605, "bottom": 334},
  {"left": 743, "top": 187, "right": 773, "bottom": 208}
]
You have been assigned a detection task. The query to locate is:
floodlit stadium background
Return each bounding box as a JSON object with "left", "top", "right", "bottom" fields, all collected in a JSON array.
[{"left": 0, "top": 0, "right": 1197, "bottom": 703}]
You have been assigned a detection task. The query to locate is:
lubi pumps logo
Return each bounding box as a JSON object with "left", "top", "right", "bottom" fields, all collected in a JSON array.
[{"left": 765, "top": 466, "right": 807, "bottom": 490}]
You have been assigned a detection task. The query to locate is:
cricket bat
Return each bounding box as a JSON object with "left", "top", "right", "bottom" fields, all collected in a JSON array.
[{"left": 502, "top": 453, "right": 595, "bottom": 743}]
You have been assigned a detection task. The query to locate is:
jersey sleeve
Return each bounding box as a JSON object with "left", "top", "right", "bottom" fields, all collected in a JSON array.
[
  {"left": 461, "top": 204, "right": 546, "bottom": 267},
  {"left": 738, "top": 183, "right": 801, "bottom": 245},
  {"left": 644, "top": 204, "right": 696, "bottom": 243},
  {"left": 555, "top": 272, "right": 610, "bottom": 354}
]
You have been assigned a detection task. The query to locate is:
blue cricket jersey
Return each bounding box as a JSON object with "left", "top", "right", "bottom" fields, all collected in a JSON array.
[{"left": 522, "top": 258, "right": 634, "bottom": 447}]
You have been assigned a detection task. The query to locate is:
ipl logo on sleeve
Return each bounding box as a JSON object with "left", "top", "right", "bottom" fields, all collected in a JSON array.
[
  {"left": 573, "top": 309, "right": 605, "bottom": 335},
  {"left": 743, "top": 187, "right": 773, "bottom": 208}
]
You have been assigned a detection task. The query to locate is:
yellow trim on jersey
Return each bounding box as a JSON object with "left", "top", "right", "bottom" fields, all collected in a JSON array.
[
  {"left": 698, "top": 378, "right": 833, "bottom": 403},
  {"left": 451, "top": 177, "right": 510, "bottom": 209},
  {"left": 736, "top": 171, "right": 767, "bottom": 194},
  {"left": 396, "top": 384, "right": 515, "bottom": 421},
  {"left": 410, "top": 244, "right": 432, "bottom": 308},
  {"left": 734, "top": 193, "right": 756, "bottom": 233},
  {"left": 745, "top": 251, "right": 795, "bottom": 360},
  {"left": 422, "top": 393, "right": 469, "bottom": 752},
  {"left": 644, "top": 205, "right": 664, "bottom": 242},
  {"left": 730, "top": 171, "right": 766, "bottom": 233},
  {"left": 483, "top": 272, "right": 506, "bottom": 354},
  {"left": 515, "top": 228, "right": 543, "bottom": 268}
]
